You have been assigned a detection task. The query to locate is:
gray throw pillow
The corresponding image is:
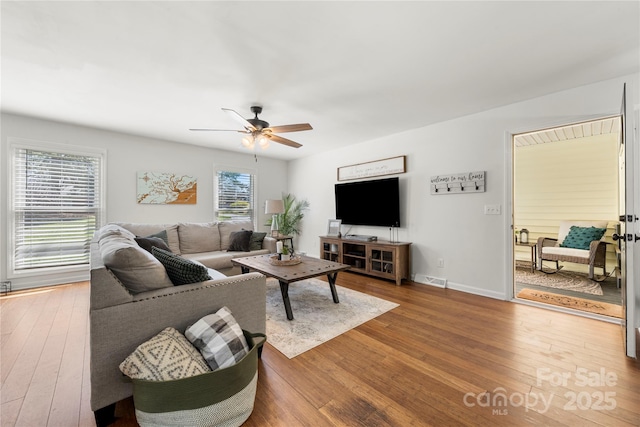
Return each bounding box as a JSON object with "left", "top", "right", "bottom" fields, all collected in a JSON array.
[
  {"left": 135, "top": 236, "right": 171, "bottom": 253},
  {"left": 152, "top": 247, "right": 212, "bottom": 285},
  {"left": 227, "top": 230, "right": 253, "bottom": 252}
]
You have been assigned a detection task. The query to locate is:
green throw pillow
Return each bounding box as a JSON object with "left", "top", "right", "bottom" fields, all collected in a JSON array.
[
  {"left": 151, "top": 247, "right": 212, "bottom": 285},
  {"left": 560, "top": 226, "right": 606, "bottom": 250},
  {"left": 249, "top": 232, "right": 267, "bottom": 251}
]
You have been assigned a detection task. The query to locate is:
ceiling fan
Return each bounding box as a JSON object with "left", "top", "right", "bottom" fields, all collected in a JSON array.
[{"left": 190, "top": 106, "right": 312, "bottom": 149}]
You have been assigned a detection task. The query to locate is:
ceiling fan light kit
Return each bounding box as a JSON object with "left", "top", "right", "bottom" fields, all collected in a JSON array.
[{"left": 190, "top": 105, "right": 312, "bottom": 150}]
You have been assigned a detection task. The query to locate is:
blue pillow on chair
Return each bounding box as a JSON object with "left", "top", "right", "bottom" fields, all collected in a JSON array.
[{"left": 560, "top": 226, "right": 606, "bottom": 250}]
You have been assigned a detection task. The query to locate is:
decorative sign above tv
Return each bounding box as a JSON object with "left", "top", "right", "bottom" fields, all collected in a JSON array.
[
  {"left": 337, "top": 156, "right": 406, "bottom": 181},
  {"left": 430, "top": 171, "right": 485, "bottom": 195}
]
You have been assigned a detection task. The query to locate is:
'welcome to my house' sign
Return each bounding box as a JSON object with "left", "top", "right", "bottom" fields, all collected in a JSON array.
[{"left": 430, "top": 171, "right": 485, "bottom": 194}]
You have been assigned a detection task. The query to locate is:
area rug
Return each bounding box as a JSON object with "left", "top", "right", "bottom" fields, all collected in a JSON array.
[
  {"left": 517, "top": 288, "right": 622, "bottom": 318},
  {"left": 265, "top": 278, "right": 399, "bottom": 358},
  {"left": 515, "top": 267, "right": 603, "bottom": 295}
]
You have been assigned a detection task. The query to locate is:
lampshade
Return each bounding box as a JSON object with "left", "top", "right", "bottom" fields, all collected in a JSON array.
[{"left": 265, "top": 199, "right": 284, "bottom": 214}]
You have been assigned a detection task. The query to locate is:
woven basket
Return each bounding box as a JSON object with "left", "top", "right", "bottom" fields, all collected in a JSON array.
[{"left": 131, "top": 331, "right": 265, "bottom": 427}]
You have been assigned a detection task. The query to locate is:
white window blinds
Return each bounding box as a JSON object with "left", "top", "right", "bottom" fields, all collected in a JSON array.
[
  {"left": 215, "top": 170, "right": 255, "bottom": 223},
  {"left": 12, "top": 147, "right": 103, "bottom": 271}
]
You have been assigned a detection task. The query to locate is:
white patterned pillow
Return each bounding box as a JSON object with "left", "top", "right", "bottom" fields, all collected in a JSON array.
[
  {"left": 119, "top": 327, "right": 211, "bottom": 381},
  {"left": 185, "top": 307, "right": 249, "bottom": 371}
]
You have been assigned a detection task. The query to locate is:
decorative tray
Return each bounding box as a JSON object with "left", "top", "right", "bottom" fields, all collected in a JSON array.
[{"left": 268, "top": 255, "right": 302, "bottom": 266}]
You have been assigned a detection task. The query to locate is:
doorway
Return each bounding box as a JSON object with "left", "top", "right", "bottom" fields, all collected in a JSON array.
[{"left": 512, "top": 117, "right": 622, "bottom": 319}]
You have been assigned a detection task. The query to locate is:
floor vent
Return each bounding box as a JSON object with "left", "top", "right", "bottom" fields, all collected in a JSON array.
[{"left": 413, "top": 274, "right": 447, "bottom": 288}]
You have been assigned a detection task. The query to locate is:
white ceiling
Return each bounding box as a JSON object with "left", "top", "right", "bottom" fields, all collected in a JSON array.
[{"left": 2, "top": 1, "right": 639, "bottom": 161}]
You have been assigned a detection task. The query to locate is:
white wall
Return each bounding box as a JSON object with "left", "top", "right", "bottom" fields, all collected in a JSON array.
[
  {"left": 0, "top": 113, "right": 288, "bottom": 289},
  {"left": 288, "top": 74, "right": 639, "bottom": 302}
]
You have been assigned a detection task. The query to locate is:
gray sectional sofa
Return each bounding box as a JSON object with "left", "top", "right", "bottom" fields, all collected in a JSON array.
[{"left": 89, "top": 220, "right": 273, "bottom": 425}]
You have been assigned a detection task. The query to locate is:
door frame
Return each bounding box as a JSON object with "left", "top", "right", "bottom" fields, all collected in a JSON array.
[{"left": 504, "top": 112, "right": 636, "bottom": 340}]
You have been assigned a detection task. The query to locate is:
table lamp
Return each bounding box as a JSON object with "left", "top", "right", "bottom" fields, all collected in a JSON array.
[{"left": 265, "top": 199, "right": 285, "bottom": 237}]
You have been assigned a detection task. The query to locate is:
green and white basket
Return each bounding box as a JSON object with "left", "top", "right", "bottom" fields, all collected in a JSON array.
[{"left": 131, "top": 331, "right": 266, "bottom": 427}]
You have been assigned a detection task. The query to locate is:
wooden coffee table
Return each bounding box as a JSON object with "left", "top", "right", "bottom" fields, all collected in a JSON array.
[{"left": 232, "top": 254, "right": 350, "bottom": 320}]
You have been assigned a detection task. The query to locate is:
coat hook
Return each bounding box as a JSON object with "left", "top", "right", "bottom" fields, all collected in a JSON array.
[
  {"left": 447, "top": 184, "right": 451, "bottom": 192},
  {"left": 460, "top": 183, "right": 465, "bottom": 191}
]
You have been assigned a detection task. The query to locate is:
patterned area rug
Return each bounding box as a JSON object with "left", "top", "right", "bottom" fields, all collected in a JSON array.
[
  {"left": 517, "top": 288, "right": 622, "bottom": 318},
  {"left": 515, "top": 267, "right": 603, "bottom": 295},
  {"left": 265, "top": 278, "right": 398, "bottom": 358}
]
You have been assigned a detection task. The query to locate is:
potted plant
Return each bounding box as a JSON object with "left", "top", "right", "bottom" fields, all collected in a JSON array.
[{"left": 267, "top": 193, "right": 310, "bottom": 236}]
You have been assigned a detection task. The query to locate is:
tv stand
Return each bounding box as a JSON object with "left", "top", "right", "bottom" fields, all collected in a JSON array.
[{"left": 320, "top": 236, "right": 411, "bottom": 285}]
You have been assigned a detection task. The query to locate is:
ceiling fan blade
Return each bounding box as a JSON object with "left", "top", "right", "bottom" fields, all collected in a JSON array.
[
  {"left": 222, "top": 108, "right": 256, "bottom": 132},
  {"left": 266, "top": 123, "right": 313, "bottom": 133},
  {"left": 189, "top": 128, "right": 246, "bottom": 132},
  {"left": 267, "top": 134, "right": 302, "bottom": 148}
]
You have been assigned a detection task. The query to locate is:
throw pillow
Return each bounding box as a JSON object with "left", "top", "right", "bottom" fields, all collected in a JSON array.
[
  {"left": 135, "top": 236, "right": 171, "bottom": 253},
  {"left": 152, "top": 247, "right": 212, "bottom": 285},
  {"left": 249, "top": 231, "right": 267, "bottom": 251},
  {"left": 185, "top": 306, "right": 250, "bottom": 371},
  {"left": 560, "top": 226, "right": 606, "bottom": 250},
  {"left": 119, "top": 327, "right": 211, "bottom": 381},
  {"left": 227, "top": 230, "right": 253, "bottom": 252},
  {"left": 99, "top": 234, "right": 174, "bottom": 293}
]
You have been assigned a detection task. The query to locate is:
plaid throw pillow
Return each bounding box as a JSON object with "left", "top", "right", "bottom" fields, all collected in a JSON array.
[
  {"left": 151, "top": 247, "right": 211, "bottom": 285},
  {"left": 119, "top": 327, "right": 211, "bottom": 381},
  {"left": 185, "top": 307, "right": 250, "bottom": 371}
]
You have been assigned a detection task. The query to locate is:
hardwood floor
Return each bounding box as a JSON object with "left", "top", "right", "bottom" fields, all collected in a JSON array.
[{"left": 2, "top": 272, "right": 639, "bottom": 426}]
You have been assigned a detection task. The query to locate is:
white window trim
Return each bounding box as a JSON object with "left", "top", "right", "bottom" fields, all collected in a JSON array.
[
  {"left": 213, "top": 165, "right": 258, "bottom": 228},
  {"left": 7, "top": 137, "right": 107, "bottom": 279}
]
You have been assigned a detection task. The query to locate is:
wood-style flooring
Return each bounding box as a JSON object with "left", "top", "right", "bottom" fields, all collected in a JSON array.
[{"left": 1, "top": 272, "right": 639, "bottom": 426}]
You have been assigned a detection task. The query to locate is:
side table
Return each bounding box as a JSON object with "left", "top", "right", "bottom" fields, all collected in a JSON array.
[{"left": 516, "top": 242, "right": 537, "bottom": 273}]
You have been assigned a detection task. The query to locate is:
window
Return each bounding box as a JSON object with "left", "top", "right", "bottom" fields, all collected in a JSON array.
[
  {"left": 215, "top": 170, "right": 255, "bottom": 223},
  {"left": 11, "top": 143, "right": 104, "bottom": 273}
]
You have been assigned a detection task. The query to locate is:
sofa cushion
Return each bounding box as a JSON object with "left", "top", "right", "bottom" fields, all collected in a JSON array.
[
  {"left": 560, "top": 226, "right": 606, "bottom": 250},
  {"left": 178, "top": 222, "right": 220, "bottom": 254},
  {"left": 219, "top": 220, "right": 254, "bottom": 250},
  {"left": 185, "top": 307, "right": 249, "bottom": 371},
  {"left": 152, "top": 247, "right": 212, "bottom": 285},
  {"left": 116, "top": 223, "right": 181, "bottom": 254},
  {"left": 99, "top": 234, "right": 174, "bottom": 293},
  {"left": 119, "top": 327, "right": 211, "bottom": 381},
  {"left": 227, "top": 230, "right": 253, "bottom": 252},
  {"left": 249, "top": 231, "right": 267, "bottom": 251},
  {"left": 134, "top": 236, "right": 171, "bottom": 253},
  {"left": 182, "top": 252, "right": 236, "bottom": 270}
]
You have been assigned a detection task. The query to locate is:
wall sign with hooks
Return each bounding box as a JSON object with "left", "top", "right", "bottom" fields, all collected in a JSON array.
[{"left": 430, "top": 171, "right": 485, "bottom": 195}]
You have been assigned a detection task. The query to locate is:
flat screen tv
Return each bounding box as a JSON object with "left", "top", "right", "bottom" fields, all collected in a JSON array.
[{"left": 335, "top": 177, "right": 400, "bottom": 227}]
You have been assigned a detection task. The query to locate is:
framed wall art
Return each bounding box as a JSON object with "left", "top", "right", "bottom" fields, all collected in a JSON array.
[{"left": 137, "top": 171, "right": 197, "bottom": 204}]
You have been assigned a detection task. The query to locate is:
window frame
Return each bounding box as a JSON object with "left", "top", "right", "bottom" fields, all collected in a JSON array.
[
  {"left": 7, "top": 138, "right": 106, "bottom": 278},
  {"left": 213, "top": 166, "right": 257, "bottom": 227}
]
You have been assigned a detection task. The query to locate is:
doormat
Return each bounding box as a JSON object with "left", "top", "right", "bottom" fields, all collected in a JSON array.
[
  {"left": 515, "top": 267, "right": 603, "bottom": 295},
  {"left": 517, "top": 288, "right": 622, "bottom": 318}
]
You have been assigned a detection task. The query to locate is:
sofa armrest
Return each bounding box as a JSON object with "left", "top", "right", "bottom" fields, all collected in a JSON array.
[{"left": 263, "top": 236, "right": 277, "bottom": 253}]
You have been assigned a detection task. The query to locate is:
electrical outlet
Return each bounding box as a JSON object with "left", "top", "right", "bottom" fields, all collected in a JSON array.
[
  {"left": 437, "top": 258, "right": 444, "bottom": 268},
  {"left": 484, "top": 204, "right": 501, "bottom": 215}
]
